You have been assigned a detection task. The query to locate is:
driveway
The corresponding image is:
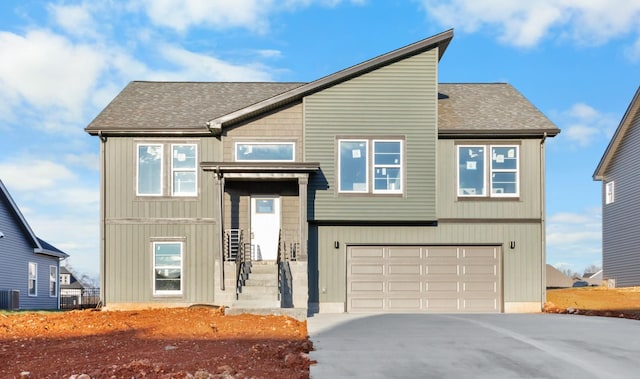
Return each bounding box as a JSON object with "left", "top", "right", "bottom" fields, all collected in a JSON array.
[{"left": 307, "top": 313, "right": 640, "bottom": 378}]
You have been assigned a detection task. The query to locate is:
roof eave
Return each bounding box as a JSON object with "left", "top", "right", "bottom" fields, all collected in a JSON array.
[
  {"left": 86, "top": 127, "right": 212, "bottom": 137},
  {"left": 209, "top": 29, "right": 454, "bottom": 128},
  {"left": 438, "top": 128, "right": 560, "bottom": 139},
  {"left": 593, "top": 86, "right": 640, "bottom": 181},
  {"left": 34, "top": 248, "right": 69, "bottom": 259}
]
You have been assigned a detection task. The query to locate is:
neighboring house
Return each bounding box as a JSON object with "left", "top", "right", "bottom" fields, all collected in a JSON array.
[
  {"left": 59, "top": 266, "right": 92, "bottom": 308},
  {"left": 593, "top": 86, "right": 640, "bottom": 287},
  {"left": 85, "top": 29, "right": 559, "bottom": 315},
  {"left": 546, "top": 264, "right": 573, "bottom": 289},
  {"left": 0, "top": 180, "right": 68, "bottom": 310}
]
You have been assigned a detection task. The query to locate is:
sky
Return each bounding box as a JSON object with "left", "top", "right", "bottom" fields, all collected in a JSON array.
[{"left": 0, "top": 0, "right": 639, "bottom": 280}]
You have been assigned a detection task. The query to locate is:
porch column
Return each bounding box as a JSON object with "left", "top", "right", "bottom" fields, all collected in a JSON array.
[{"left": 298, "top": 176, "right": 308, "bottom": 261}]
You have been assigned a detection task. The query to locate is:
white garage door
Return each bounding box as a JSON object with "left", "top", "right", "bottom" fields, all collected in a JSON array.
[{"left": 347, "top": 245, "right": 501, "bottom": 313}]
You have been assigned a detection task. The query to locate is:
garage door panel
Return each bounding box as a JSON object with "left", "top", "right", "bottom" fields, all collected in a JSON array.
[
  {"left": 388, "top": 264, "right": 421, "bottom": 275},
  {"left": 388, "top": 247, "right": 422, "bottom": 258},
  {"left": 347, "top": 245, "right": 501, "bottom": 313}
]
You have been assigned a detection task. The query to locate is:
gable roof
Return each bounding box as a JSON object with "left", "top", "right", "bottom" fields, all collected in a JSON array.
[
  {"left": 593, "top": 86, "right": 640, "bottom": 180},
  {"left": 85, "top": 29, "right": 558, "bottom": 138},
  {"left": 546, "top": 264, "right": 573, "bottom": 288},
  {"left": 0, "top": 180, "right": 68, "bottom": 259}
]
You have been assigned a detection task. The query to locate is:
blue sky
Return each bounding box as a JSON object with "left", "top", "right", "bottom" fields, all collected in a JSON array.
[{"left": 1, "top": 0, "right": 639, "bottom": 280}]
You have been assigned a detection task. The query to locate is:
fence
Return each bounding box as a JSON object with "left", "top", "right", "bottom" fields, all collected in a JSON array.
[{"left": 60, "top": 288, "right": 101, "bottom": 310}]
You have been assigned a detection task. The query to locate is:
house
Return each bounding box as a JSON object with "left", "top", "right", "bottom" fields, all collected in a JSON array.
[
  {"left": 59, "top": 266, "right": 100, "bottom": 309},
  {"left": 0, "top": 180, "right": 68, "bottom": 310},
  {"left": 546, "top": 264, "right": 573, "bottom": 289},
  {"left": 593, "top": 86, "right": 640, "bottom": 288},
  {"left": 85, "top": 29, "right": 559, "bottom": 315}
]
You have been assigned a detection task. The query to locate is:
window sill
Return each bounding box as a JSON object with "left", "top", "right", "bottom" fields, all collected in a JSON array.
[{"left": 456, "top": 196, "right": 520, "bottom": 202}]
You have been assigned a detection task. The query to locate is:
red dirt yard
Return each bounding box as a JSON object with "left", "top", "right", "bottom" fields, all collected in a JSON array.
[{"left": 0, "top": 307, "right": 312, "bottom": 378}]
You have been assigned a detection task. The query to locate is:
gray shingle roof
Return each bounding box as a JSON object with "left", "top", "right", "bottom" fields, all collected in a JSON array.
[
  {"left": 85, "top": 82, "right": 305, "bottom": 135},
  {"left": 86, "top": 81, "right": 558, "bottom": 137},
  {"left": 438, "top": 83, "right": 559, "bottom": 137}
]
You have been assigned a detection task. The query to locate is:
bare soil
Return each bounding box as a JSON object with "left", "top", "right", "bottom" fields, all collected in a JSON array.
[
  {"left": 545, "top": 286, "right": 640, "bottom": 320},
  {"left": 0, "top": 307, "right": 312, "bottom": 378}
]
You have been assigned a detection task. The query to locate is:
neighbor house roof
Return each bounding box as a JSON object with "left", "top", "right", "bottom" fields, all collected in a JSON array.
[
  {"left": 593, "top": 86, "right": 640, "bottom": 180},
  {"left": 546, "top": 264, "right": 573, "bottom": 289},
  {"left": 0, "top": 180, "right": 68, "bottom": 259}
]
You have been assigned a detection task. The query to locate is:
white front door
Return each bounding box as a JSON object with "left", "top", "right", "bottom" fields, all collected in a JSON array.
[{"left": 250, "top": 195, "right": 280, "bottom": 261}]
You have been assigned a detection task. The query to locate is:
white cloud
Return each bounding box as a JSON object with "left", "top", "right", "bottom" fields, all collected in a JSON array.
[
  {"left": 0, "top": 30, "right": 106, "bottom": 123},
  {"left": 421, "top": 0, "right": 640, "bottom": 48},
  {"left": 546, "top": 208, "right": 602, "bottom": 273},
  {"left": 551, "top": 102, "right": 618, "bottom": 147},
  {"left": 48, "top": 3, "right": 97, "bottom": 39},
  {"left": 157, "top": 45, "right": 274, "bottom": 81},
  {"left": 0, "top": 160, "right": 76, "bottom": 191}
]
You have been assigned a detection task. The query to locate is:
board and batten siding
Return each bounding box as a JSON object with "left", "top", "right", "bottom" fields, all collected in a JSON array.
[
  {"left": 102, "top": 136, "right": 219, "bottom": 304},
  {"left": 310, "top": 223, "right": 543, "bottom": 308},
  {"left": 305, "top": 48, "right": 439, "bottom": 221},
  {"left": 437, "top": 139, "right": 544, "bottom": 219},
  {"left": 602, "top": 109, "right": 640, "bottom": 287}
]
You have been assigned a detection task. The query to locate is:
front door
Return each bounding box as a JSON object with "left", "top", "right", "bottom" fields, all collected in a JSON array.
[{"left": 250, "top": 195, "right": 280, "bottom": 261}]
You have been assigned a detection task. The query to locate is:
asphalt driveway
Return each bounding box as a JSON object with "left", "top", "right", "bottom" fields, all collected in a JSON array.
[{"left": 307, "top": 313, "right": 640, "bottom": 378}]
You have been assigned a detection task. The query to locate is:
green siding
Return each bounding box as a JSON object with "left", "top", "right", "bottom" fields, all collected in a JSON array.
[
  {"left": 438, "top": 139, "right": 543, "bottom": 219},
  {"left": 311, "top": 223, "right": 543, "bottom": 305},
  {"left": 102, "top": 136, "right": 220, "bottom": 304},
  {"left": 305, "top": 49, "right": 438, "bottom": 221}
]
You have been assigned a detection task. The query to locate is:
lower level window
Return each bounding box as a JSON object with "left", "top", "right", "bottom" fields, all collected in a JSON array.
[
  {"left": 153, "top": 241, "right": 183, "bottom": 295},
  {"left": 49, "top": 266, "right": 58, "bottom": 297},
  {"left": 28, "top": 262, "right": 37, "bottom": 296}
]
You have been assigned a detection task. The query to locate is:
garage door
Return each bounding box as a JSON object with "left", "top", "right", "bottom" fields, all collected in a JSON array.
[{"left": 347, "top": 245, "right": 501, "bottom": 313}]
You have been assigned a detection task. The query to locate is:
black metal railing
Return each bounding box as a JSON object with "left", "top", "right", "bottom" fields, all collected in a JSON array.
[{"left": 60, "top": 288, "right": 100, "bottom": 310}]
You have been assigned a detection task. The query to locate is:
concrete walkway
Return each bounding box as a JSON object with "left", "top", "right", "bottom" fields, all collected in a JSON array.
[{"left": 307, "top": 313, "right": 640, "bottom": 378}]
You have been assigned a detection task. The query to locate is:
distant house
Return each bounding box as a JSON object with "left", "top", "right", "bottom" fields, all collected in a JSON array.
[
  {"left": 593, "top": 86, "right": 640, "bottom": 287},
  {"left": 546, "top": 264, "right": 573, "bottom": 289},
  {"left": 60, "top": 266, "right": 87, "bottom": 308},
  {"left": 85, "top": 29, "right": 560, "bottom": 315},
  {"left": 0, "top": 180, "right": 68, "bottom": 310}
]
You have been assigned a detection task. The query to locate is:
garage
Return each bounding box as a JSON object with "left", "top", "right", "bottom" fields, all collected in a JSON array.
[{"left": 347, "top": 245, "right": 501, "bottom": 313}]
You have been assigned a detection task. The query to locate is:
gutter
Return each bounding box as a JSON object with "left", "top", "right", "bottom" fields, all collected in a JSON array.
[
  {"left": 99, "top": 131, "right": 107, "bottom": 305},
  {"left": 540, "top": 132, "right": 547, "bottom": 310}
]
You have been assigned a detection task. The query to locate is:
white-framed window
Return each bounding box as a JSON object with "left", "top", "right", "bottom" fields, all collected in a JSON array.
[
  {"left": 60, "top": 273, "right": 70, "bottom": 285},
  {"left": 49, "top": 266, "right": 58, "bottom": 297},
  {"left": 338, "top": 138, "right": 403, "bottom": 194},
  {"left": 457, "top": 145, "right": 519, "bottom": 198},
  {"left": 28, "top": 262, "right": 37, "bottom": 296},
  {"left": 171, "top": 144, "right": 197, "bottom": 196},
  {"left": 235, "top": 142, "right": 295, "bottom": 162},
  {"left": 153, "top": 241, "right": 183, "bottom": 296},
  {"left": 137, "top": 144, "right": 163, "bottom": 196},
  {"left": 605, "top": 181, "right": 615, "bottom": 204}
]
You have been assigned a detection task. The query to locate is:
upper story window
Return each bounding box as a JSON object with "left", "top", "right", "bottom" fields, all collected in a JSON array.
[
  {"left": 235, "top": 142, "right": 295, "bottom": 162},
  {"left": 338, "top": 138, "right": 403, "bottom": 194},
  {"left": 457, "top": 145, "right": 519, "bottom": 198},
  {"left": 137, "top": 143, "right": 198, "bottom": 197},
  {"left": 60, "top": 273, "right": 70, "bottom": 285},
  {"left": 153, "top": 241, "right": 183, "bottom": 296},
  {"left": 605, "top": 181, "right": 615, "bottom": 204}
]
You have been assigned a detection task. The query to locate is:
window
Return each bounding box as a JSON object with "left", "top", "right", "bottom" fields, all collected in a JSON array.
[
  {"left": 28, "top": 262, "right": 37, "bottom": 296},
  {"left": 458, "top": 145, "right": 519, "bottom": 197},
  {"left": 137, "top": 144, "right": 163, "bottom": 196},
  {"left": 606, "top": 181, "right": 615, "bottom": 204},
  {"left": 49, "top": 266, "right": 58, "bottom": 297},
  {"left": 60, "top": 274, "right": 70, "bottom": 285},
  {"left": 235, "top": 142, "right": 295, "bottom": 162},
  {"left": 137, "top": 143, "right": 198, "bottom": 197},
  {"left": 338, "top": 139, "right": 403, "bottom": 194},
  {"left": 153, "top": 241, "right": 183, "bottom": 295},
  {"left": 172, "top": 144, "right": 197, "bottom": 196}
]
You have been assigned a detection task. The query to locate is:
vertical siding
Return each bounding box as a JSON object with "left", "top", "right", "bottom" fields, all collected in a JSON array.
[
  {"left": 0, "top": 195, "right": 60, "bottom": 310},
  {"left": 305, "top": 48, "right": 438, "bottom": 221},
  {"left": 103, "top": 136, "right": 219, "bottom": 304},
  {"left": 602, "top": 110, "right": 640, "bottom": 286},
  {"left": 311, "top": 223, "right": 542, "bottom": 305},
  {"left": 438, "top": 139, "right": 543, "bottom": 219}
]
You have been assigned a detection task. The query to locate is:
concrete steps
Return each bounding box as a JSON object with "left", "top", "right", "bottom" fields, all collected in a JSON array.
[{"left": 232, "top": 261, "right": 280, "bottom": 309}]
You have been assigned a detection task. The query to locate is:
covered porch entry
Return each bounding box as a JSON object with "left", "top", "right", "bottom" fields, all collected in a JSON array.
[{"left": 202, "top": 162, "right": 318, "bottom": 317}]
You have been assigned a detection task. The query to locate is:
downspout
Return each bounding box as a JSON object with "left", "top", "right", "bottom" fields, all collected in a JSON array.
[
  {"left": 540, "top": 132, "right": 547, "bottom": 311},
  {"left": 216, "top": 167, "right": 225, "bottom": 290},
  {"left": 98, "top": 131, "right": 107, "bottom": 306}
]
